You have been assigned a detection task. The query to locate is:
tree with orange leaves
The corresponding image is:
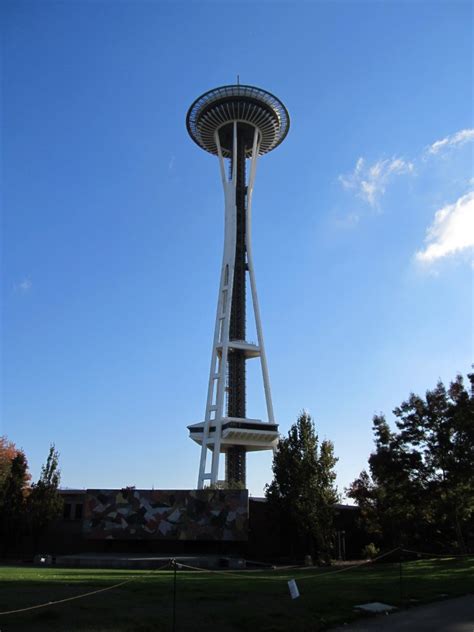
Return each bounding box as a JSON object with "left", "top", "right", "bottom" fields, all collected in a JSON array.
[
  {"left": 0, "top": 436, "right": 31, "bottom": 493},
  {"left": 0, "top": 437, "right": 31, "bottom": 556}
]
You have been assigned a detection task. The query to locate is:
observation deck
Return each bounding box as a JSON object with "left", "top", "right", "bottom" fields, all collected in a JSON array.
[{"left": 186, "top": 84, "right": 290, "bottom": 158}]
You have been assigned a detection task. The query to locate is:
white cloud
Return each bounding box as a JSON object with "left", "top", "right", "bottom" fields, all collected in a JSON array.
[
  {"left": 415, "top": 191, "right": 474, "bottom": 263},
  {"left": 339, "top": 156, "right": 414, "bottom": 207},
  {"left": 425, "top": 128, "right": 474, "bottom": 156},
  {"left": 15, "top": 278, "right": 32, "bottom": 292},
  {"left": 334, "top": 211, "right": 360, "bottom": 229}
]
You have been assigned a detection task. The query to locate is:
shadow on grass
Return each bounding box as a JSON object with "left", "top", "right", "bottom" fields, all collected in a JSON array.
[{"left": 0, "top": 557, "right": 472, "bottom": 631}]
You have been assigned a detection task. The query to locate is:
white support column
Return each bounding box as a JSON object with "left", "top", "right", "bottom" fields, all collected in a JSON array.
[
  {"left": 196, "top": 122, "right": 278, "bottom": 489},
  {"left": 197, "top": 124, "right": 238, "bottom": 488},
  {"left": 246, "top": 127, "right": 275, "bottom": 423}
]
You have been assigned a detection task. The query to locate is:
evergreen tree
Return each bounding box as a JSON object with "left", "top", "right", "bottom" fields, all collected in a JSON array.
[
  {"left": 28, "top": 444, "right": 63, "bottom": 547},
  {"left": 266, "top": 412, "right": 338, "bottom": 561}
]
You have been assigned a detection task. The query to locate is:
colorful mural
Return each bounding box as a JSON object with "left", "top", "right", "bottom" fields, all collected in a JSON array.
[{"left": 83, "top": 489, "right": 248, "bottom": 541}]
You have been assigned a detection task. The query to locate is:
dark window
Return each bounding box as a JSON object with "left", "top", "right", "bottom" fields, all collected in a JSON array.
[
  {"left": 63, "top": 503, "right": 72, "bottom": 520},
  {"left": 74, "top": 503, "right": 83, "bottom": 520}
]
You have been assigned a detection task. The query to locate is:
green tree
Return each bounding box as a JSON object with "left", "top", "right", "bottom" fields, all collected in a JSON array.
[
  {"left": 348, "top": 373, "right": 474, "bottom": 553},
  {"left": 266, "top": 412, "right": 339, "bottom": 561},
  {"left": 28, "top": 444, "right": 63, "bottom": 547},
  {"left": 0, "top": 450, "right": 30, "bottom": 556},
  {"left": 348, "top": 415, "right": 427, "bottom": 549}
]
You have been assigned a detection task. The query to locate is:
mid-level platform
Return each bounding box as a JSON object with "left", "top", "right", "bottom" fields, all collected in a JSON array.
[{"left": 188, "top": 417, "right": 279, "bottom": 452}]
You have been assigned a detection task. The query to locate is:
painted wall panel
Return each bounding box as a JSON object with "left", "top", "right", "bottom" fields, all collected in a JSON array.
[{"left": 83, "top": 489, "right": 248, "bottom": 541}]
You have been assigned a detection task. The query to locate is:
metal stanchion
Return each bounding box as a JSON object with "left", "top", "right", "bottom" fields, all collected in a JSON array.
[
  {"left": 171, "top": 558, "right": 177, "bottom": 632},
  {"left": 399, "top": 547, "right": 403, "bottom": 607}
]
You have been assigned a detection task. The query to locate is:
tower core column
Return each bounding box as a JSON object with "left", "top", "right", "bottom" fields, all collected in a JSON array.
[{"left": 226, "top": 127, "right": 247, "bottom": 485}]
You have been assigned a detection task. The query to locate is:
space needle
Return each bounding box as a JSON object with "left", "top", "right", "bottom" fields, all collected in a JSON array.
[{"left": 186, "top": 84, "right": 290, "bottom": 489}]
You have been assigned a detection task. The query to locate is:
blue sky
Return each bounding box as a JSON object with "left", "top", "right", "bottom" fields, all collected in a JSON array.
[{"left": 2, "top": 1, "right": 472, "bottom": 498}]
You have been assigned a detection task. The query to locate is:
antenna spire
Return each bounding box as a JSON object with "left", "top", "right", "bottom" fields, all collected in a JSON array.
[{"left": 237, "top": 74, "right": 240, "bottom": 86}]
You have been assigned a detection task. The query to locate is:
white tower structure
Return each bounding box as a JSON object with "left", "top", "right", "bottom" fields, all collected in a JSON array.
[{"left": 186, "top": 85, "right": 290, "bottom": 489}]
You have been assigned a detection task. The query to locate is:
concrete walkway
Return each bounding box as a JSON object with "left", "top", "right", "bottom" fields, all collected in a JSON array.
[{"left": 331, "top": 594, "right": 474, "bottom": 631}]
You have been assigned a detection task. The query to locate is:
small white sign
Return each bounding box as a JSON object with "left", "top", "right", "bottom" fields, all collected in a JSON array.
[{"left": 288, "top": 579, "right": 300, "bottom": 599}]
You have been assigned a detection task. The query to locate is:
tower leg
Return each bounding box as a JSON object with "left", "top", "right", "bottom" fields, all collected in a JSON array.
[
  {"left": 193, "top": 123, "right": 276, "bottom": 491},
  {"left": 196, "top": 126, "right": 238, "bottom": 489},
  {"left": 246, "top": 127, "right": 275, "bottom": 424}
]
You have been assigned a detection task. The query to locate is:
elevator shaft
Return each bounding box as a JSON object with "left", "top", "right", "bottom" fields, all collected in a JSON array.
[{"left": 225, "top": 128, "right": 247, "bottom": 486}]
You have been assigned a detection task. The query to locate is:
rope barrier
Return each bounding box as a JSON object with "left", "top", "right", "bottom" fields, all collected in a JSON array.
[
  {"left": 292, "top": 547, "right": 401, "bottom": 582},
  {"left": 0, "top": 560, "right": 172, "bottom": 617},
  {"left": 176, "top": 561, "right": 259, "bottom": 579},
  {"left": 175, "top": 547, "right": 402, "bottom": 581},
  {"left": 169, "top": 560, "right": 306, "bottom": 580},
  {"left": 402, "top": 548, "right": 472, "bottom": 559},
  {"left": 0, "top": 578, "right": 137, "bottom": 616},
  {"left": 242, "top": 558, "right": 274, "bottom": 569}
]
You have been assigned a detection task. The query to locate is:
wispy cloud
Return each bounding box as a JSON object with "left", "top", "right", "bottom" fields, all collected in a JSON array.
[
  {"left": 425, "top": 128, "right": 474, "bottom": 156},
  {"left": 333, "top": 211, "right": 360, "bottom": 229},
  {"left": 339, "top": 128, "right": 472, "bottom": 210},
  {"left": 415, "top": 191, "right": 474, "bottom": 263},
  {"left": 168, "top": 156, "right": 175, "bottom": 171},
  {"left": 15, "top": 278, "right": 32, "bottom": 293},
  {"left": 339, "top": 156, "right": 414, "bottom": 207}
]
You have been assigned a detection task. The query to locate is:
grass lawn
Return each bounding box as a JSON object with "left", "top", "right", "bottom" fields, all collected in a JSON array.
[{"left": 0, "top": 556, "right": 472, "bottom": 631}]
